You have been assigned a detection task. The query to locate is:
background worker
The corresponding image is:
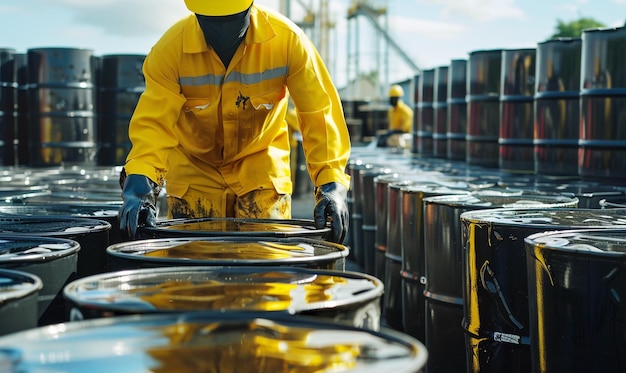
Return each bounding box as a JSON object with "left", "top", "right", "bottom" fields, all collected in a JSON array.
[
  {"left": 119, "top": 0, "right": 351, "bottom": 243},
  {"left": 378, "top": 84, "right": 413, "bottom": 147}
]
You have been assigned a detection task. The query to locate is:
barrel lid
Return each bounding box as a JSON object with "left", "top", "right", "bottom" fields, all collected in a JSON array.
[
  {"left": 0, "top": 234, "right": 81, "bottom": 263},
  {"left": 0, "top": 216, "right": 111, "bottom": 235},
  {"left": 460, "top": 207, "right": 626, "bottom": 227},
  {"left": 107, "top": 236, "right": 348, "bottom": 265},
  {"left": 423, "top": 191, "right": 579, "bottom": 208},
  {"left": 64, "top": 266, "right": 382, "bottom": 314},
  {"left": 0, "top": 203, "right": 119, "bottom": 219},
  {"left": 0, "top": 269, "right": 43, "bottom": 302},
  {"left": 141, "top": 218, "right": 329, "bottom": 239},
  {"left": 525, "top": 228, "right": 626, "bottom": 257},
  {"left": 0, "top": 312, "right": 427, "bottom": 372}
]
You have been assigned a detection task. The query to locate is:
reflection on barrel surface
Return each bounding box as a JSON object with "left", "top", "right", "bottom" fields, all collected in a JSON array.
[
  {"left": 64, "top": 266, "right": 384, "bottom": 329},
  {"left": 0, "top": 312, "right": 428, "bottom": 372}
]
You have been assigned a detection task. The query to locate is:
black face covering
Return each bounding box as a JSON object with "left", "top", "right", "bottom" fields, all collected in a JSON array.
[{"left": 196, "top": 7, "right": 251, "bottom": 68}]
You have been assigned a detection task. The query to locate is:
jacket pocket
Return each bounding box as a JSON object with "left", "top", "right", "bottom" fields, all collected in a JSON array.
[{"left": 271, "top": 175, "right": 293, "bottom": 195}]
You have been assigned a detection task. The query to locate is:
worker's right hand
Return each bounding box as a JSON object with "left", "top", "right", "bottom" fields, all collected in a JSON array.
[{"left": 119, "top": 174, "right": 158, "bottom": 240}]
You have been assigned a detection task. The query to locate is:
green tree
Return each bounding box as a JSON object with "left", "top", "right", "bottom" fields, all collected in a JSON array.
[{"left": 551, "top": 18, "right": 606, "bottom": 38}]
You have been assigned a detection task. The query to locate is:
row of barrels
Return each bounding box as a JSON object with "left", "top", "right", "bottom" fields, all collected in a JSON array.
[
  {"left": 348, "top": 143, "right": 626, "bottom": 373},
  {"left": 409, "top": 25, "right": 626, "bottom": 181},
  {"left": 0, "top": 166, "right": 428, "bottom": 372},
  {"left": 0, "top": 48, "right": 145, "bottom": 168}
]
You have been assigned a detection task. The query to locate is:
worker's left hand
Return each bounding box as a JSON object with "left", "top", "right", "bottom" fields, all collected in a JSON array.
[{"left": 314, "top": 182, "right": 349, "bottom": 244}]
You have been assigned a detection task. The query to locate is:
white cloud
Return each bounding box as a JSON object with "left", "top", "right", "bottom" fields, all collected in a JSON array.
[
  {"left": 418, "top": 0, "right": 525, "bottom": 21},
  {"left": 391, "top": 15, "right": 466, "bottom": 39}
]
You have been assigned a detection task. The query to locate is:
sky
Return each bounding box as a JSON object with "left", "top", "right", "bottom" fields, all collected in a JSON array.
[{"left": 1, "top": 0, "right": 625, "bottom": 93}]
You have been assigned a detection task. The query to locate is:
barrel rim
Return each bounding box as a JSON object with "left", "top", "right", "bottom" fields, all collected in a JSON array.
[
  {"left": 0, "top": 311, "right": 428, "bottom": 371},
  {"left": 0, "top": 215, "right": 112, "bottom": 235},
  {"left": 0, "top": 234, "right": 81, "bottom": 263},
  {"left": 141, "top": 217, "right": 330, "bottom": 238},
  {"left": 63, "top": 265, "right": 384, "bottom": 314},
  {"left": 524, "top": 227, "right": 626, "bottom": 257},
  {"left": 0, "top": 268, "right": 43, "bottom": 302},
  {"left": 106, "top": 236, "right": 349, "bottom": 265}
]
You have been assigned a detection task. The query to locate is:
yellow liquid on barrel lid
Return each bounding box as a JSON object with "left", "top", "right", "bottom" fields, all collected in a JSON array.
[{"left": 143, "top": 240, "right": 316, "bottom": 260}]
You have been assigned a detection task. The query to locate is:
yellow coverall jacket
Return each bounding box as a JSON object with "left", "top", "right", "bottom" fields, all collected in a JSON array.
[
  {"left": 388, "top": 99, "right": 414, "bottom": 133},
  {"left": 123, "top": 5, "right": 351, "bottom": 216}
]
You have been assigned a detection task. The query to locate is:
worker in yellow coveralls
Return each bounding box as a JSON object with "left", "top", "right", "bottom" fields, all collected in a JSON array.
[{"left": 118, "top": 0, "right": 351, "bottom": 243}]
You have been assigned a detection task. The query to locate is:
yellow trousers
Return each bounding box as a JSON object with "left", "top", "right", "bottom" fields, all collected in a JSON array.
[{"left": 167, "top": 187, "right": 292, "bottom": 219}]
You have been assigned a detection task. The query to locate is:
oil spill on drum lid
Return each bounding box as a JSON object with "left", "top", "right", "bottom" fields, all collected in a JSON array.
[
  {"left": 107, "top": 236, "right": 349, "bottom": 271},
  {"left": 0, "top": 312, "right": 428, "bottom": 373},
  {"left": 524, "top": 228, "right": 626, "bottom": 372},
  {"left": 64, "top": 266, "right": 384, "bottom": 329},
  {"left": 140, "top": 217, "right": 331, "bottom": 240}
]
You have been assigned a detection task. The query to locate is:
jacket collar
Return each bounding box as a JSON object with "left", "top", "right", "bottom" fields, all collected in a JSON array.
[{"left": 183, "top": 5, "right": 276, "bottom": 54}]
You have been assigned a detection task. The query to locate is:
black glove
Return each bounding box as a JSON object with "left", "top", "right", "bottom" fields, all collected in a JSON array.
[
  {"left": 314, "top": 182, "right": 349, "bottom": 244},
  {"left": 119, "top": 174, "right": 160, "bottom": 240}
]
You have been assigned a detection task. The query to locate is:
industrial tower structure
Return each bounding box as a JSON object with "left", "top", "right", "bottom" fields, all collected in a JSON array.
[{"left": 278, "top": 0, "right": 420, "bottom": 102}]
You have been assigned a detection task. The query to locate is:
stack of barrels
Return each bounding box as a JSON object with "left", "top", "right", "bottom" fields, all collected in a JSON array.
[
  {"left": 0, "top": 47, "right": 146, "bottom": 168},
  {"left": 347, "top": 24, "right": 626, "bottom": 373}
]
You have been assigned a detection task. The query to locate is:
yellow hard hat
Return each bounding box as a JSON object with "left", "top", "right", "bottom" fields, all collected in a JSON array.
[
  {"left": 389, "top": 84, "right": 404, "bottom": 97},
  {"left": 184, "top": 0, "right": 253, "bottom": 16}
]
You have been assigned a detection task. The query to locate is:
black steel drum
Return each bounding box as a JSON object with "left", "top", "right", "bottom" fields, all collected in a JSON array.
[
  {"left": 421, "top": 192, "right": 578, "bottom": 373},
  {"left": 0, "top": 311, "right": 428, "bottom": 372},
  {"left": 97, "top": 54, "right": 146, "bottom": 166},
  {"left": 579, "top": 26, "right": 626, "bottom": 181},
  {"left": 467, "top": 49, "right": 503, "bottom": 168},
  {"left": 433, "top": 65, "right": 448, "bottom": 158},
  {"left": 499, "top": 48, "right": 536, "bottom": 173},
  {"left": 0, "top": 235, "right": 80, "bottom": 326},
  {"left": 107, "top": 236, "right": 349, "bottom": 272},
  {"left": 0, "top": 268, "right": 42, "bottom": 335},
  {"left": 461, "top": 208, "right": 626, "bottom": 373},
  {"left": 447, "top": 59, "right": 468, "bottom": 161},
  {"left": 64, "top": 266, "right": 383, "bottom": 330},
  {"left": 417, "top": 68, "right": 435, "bottom": 156},
  {"left": 534, "top": 37, "right": 582, "bottom": 177},
  {"left": 0, "top": 202, "right": 120, "bottom": 244},
  {"left": 26, "top": 48, "right": 98, "bottom": 167},
  {"left": 0, "top": 216, "right": 111, "bottom": 278},
  {"left": 400, "top": 184, "right": 471, "bottom": 341},
  {"left": 525, "top": 228, "right": 626, "bottom": 373}
]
